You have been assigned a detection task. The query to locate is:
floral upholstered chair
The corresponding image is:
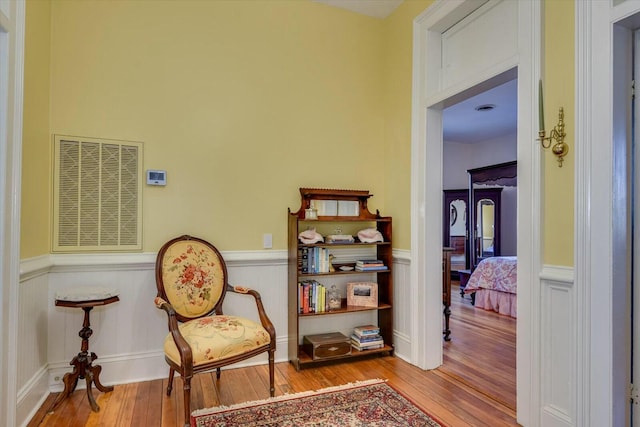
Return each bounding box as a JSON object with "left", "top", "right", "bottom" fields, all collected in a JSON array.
[{"left": 154, "top": 235, "right": 275, "bottom": 427}]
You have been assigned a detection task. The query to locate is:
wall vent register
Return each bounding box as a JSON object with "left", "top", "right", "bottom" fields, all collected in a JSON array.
[{"left": 52, "top": 135, "right": 143, "bottom": 252}]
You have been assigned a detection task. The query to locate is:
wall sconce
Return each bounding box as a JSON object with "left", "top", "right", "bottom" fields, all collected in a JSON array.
[
  {"left": 538, "top": 81, "right": 569, "bottom": 167},
  {"left": 538, "top": 108, "right": 568, "bottom": 167}
]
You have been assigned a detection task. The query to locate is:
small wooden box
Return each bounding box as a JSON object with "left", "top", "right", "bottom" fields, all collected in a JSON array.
[{"left": 303, "top": 332, "right": 351, "bottom": 360}]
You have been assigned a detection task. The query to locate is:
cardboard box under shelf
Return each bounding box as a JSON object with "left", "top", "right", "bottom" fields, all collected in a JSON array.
[{"left": 303, "top": 332, "right": 351, "bottom": 360}]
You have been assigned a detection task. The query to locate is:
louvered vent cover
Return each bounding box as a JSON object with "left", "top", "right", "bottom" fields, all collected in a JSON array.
[{"left": 53, "top": 135, "right": 143, "bottom": 252}]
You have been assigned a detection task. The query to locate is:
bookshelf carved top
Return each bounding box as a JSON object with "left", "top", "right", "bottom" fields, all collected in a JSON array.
[{"left": 291, "top": 188, "right": 382, "bottom": 220}]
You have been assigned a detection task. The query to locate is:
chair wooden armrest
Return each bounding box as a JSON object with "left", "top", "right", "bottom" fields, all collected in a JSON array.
[
  {"left": 227, "top": 285, "right": 276, "bottom": 341},
  {"left": 154, "top": 297, "right": 193, "bottom": 370}
]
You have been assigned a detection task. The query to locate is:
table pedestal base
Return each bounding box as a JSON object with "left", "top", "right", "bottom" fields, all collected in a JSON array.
[
  {"left": 50, "top": 303, "right": 116, "bottom": 412},
  {"left": 52, "top": 350, "right": 113, "bottom": 412}
]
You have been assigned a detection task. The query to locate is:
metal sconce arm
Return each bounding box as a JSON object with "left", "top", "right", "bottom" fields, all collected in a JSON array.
[{"left": 538, "top": 107, "right": 568, "bottom": 167}]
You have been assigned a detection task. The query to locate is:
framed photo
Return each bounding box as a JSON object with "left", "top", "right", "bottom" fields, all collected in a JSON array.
[{"left": 347, "top": 282, "right": 378, "bottom": 308}]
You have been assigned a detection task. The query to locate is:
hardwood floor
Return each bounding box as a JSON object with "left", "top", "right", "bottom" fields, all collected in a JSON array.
[
  {"left": 29, "top": 283, "right": 517, "bottom": 427},
  {"left": 442, "top": 281, "right": 517, "bottom": 411}
]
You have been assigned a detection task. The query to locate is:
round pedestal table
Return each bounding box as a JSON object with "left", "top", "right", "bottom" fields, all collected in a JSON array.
[{"left": 51, "top": 286, "right": 119, "bottom": 412}]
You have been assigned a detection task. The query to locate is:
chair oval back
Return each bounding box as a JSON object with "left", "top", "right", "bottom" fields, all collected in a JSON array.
[{"left": 155, "top": 235, "right": 227, "bottom": 321}]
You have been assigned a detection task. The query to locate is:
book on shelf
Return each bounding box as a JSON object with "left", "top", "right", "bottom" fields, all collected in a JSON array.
[
  {"left": 304, "top": 247, "right": 332, "bottom": 274},
  {"left": 355, "top": 265, "right": 388, "bottom": 271},
  {"left": 350, "top": 334, "right": 385, "bottom": 351},
  {"left": 350, "top": 335, "right": 383, "bottom": 345},
  {"left": 299, "top": 247, "right": 309, "bottom": 273},
  {"left": 353, "top": 324, "right": 380, "bottom": 337},
  {"left": 352, "top": 343, "right": 385, "bottom": 351},
  {"left": 356, "top": 259, "right": 384, "bottom": 266},
  {"left": 298, "top": 280, "right": 329, "bottom": 314},
  {"left": 355, "top": 259, "right": 387, "bottom": 271},
  {"left": 352, "top": 333, "right": 382, "bottom": 342},
  {"left": 301, "top": 283, "right": 309, "bottom": 313}
]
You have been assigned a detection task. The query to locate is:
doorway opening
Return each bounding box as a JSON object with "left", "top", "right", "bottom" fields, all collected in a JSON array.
[{"left": 440, "top": 77, "right": 518, "bottom": 411}]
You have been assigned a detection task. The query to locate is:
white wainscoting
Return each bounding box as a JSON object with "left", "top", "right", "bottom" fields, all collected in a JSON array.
[
  {"left": 45, "top": 251, "right": 292, "bottom": 390},
  {"left": 540, "top": 265, "right": 575, "bottom": 427},
  {"left": 17, "top": 264, "right": 50, "bottom": 427},
  {"left": 19, "top": 251, "right": 578, "bottom": 427},
  {"left": 392, "top": 250, "right": 412, "bottom": 361},
  {"left": 17, "top": 249, "right": 412, "bottom": 426}
]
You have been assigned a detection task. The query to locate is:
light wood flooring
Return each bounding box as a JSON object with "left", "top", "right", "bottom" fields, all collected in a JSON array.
[{"left": 29, "top": 283, "right": 517, "bottom": 426}]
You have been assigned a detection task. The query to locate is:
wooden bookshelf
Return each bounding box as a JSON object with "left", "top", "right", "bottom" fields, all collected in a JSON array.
[{"left": 288, "top": 188, "right": 394, "bottom": 370}]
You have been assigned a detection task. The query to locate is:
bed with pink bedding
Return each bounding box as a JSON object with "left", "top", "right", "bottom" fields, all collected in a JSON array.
[{"left": 464, "top": 256, "right": 517, "bottom": 318}]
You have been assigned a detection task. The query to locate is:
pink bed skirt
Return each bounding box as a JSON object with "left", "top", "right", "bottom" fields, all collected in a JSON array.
[{"left": 474, "top": 289, "right": 517, "bottom": 318}]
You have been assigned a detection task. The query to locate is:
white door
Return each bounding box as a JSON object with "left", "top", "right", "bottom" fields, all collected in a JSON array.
[
  {"left": 628, "top": 25, "right": 640, "bottom": 427},
  {"left": 633, "top": 29, "right": 640, "bottom": 427},
  {"left": 0, "top": 0, "right": 25, "bottom": 426}
]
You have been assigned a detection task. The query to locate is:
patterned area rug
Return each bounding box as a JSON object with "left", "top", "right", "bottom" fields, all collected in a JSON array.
[{"left": 191, "top": 379, "right": 443, "bottom": 426}]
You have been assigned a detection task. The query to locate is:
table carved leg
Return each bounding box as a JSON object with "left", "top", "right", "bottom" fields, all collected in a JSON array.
[
  {"left": 443, "top": 304, "right": 451, "bottom": 342},
  {"left": 50, "top": 306, "right": 113, "bottom": 412}
]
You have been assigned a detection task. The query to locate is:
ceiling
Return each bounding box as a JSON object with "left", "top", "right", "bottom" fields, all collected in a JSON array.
[
  {"left": 443, "top": 79, "right": 518, "bottom": 143},
  {"left": 312, "top": 0, "right": 517, "bottom": 144}
]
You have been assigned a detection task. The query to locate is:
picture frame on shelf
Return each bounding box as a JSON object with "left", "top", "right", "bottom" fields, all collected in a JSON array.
[{"left": 347, "top": 282, "right": 378, "bottom": 307}]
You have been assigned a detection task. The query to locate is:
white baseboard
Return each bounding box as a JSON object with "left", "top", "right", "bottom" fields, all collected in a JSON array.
[
  {"left": 393, "top": 331, "right": 411, "bottom": 362},
  {"left": 16, "top": 366, "right": 49, "bottom": 427},
  {"left": 541, "top": 404, "right": 574, "bottom": 427}
]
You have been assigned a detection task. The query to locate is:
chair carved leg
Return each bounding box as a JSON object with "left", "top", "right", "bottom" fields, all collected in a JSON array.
[
  {"left": 167, "top": 368, "right": 175, "bottom": 396},
  {"left": 269, "top": 350, "right": 275, "bottom": 397},
  {"left": 183, "top": 376, "right": 192, "bottom": 427},
  {"left": 216, "top": 367, "right": 221, "bottom": 380}
]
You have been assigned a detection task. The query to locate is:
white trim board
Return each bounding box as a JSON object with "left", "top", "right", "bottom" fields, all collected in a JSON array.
[
  {"left": 411, "top": 1, "right": 541, "bottom": 425},
  {"left": 0, "top": 1, "right": 25, "bottom": 425},
  {"left": 575, "top": 1, "right": 640, "bottom": 425}
]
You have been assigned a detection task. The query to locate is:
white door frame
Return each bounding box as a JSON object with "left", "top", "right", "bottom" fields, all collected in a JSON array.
[
  {"left": 576, "top": 1, "right": 640, "bottom": 425},
  {"left": 410, "top": 1, "right": 541, "bottom": 425},
  {"left": 634, "top": 28, "right": 640, "bottom": 427},
  {"left": 0, "top": 0, "right": 25, "bottom": 426}
]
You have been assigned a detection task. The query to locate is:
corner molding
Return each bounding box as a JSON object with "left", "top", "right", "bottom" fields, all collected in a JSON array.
[
  {"left": 392, "top": 248, "right": 411, "bottom": 263},
  {"left": 19, "top": 255, "right": 51, "bottom": 282},
  {"left": 540, "top": 265, "right": 574, "bottom": 285}
]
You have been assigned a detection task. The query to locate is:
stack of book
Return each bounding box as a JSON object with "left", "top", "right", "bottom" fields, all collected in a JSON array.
[
  {"left": 298, "top": 280, "right": 328, "bottom": 314},
  {"left": 351, "top": 325, "right": 384, "bottom": 351},
  {"left": 355, "top": 259, "right": 388, "bottom": 271}
]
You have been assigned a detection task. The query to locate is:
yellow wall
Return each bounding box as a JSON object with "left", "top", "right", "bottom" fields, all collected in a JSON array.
[
  {"left": 44, "top": 0, "right": 389, "bottom": 252},
  {"left": 21, "top": 0, "right": 52, "bottom": 258},
  {"left": 543, "top": 0, "right": 574, "bottom": 265},
  {"left": 21, "top": 0, "right": 575, "bottom": 264},
  {"left": 383, "top": 0, "right": 433, "bottom": 250}
]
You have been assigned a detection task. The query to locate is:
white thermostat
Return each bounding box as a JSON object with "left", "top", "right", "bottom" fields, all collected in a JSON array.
[{"left": 146, "top": 170, "right": 167, "bottom": 186}]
